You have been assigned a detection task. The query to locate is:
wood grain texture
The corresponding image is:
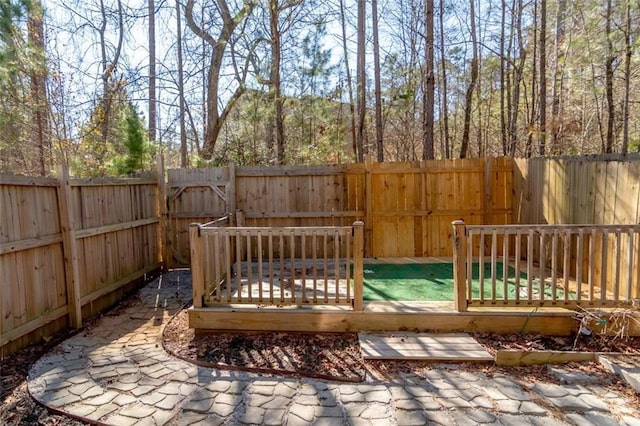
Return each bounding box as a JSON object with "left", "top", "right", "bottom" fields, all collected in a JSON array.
[{"left": 358, "top": 332, "right": 493, "bottom": 361}]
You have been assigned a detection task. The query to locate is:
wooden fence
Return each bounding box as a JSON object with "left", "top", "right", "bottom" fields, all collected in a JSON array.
[
  {"left": 452, "top": 221, "right": 640, "bottom": 310},
  {"left": 169, "top": 157, "right": 513, "bottom": 265},
  {"left": 1, "top": 168, "right": 161, "bottom": 356},
  {"left": 190, "top": 217, "right": 364, "bottom": 310},
  {"left": 514, "top": 155, "right": 640, "bottom": 225}
]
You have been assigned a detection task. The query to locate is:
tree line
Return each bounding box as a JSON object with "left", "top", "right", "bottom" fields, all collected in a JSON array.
[{"left": 1, "top": 0, "right": 638, "bottom": 176}]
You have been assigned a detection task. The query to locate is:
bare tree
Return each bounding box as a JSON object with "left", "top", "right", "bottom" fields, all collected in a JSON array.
[
  {"left": 604, "top": 0, "right": 615, "bottom": 153},
  {"left": 422, "top": 0, "right": 434, "bottom": 160},
  {"left": 28, "top": 0, "right": 49, "bottom": 175},
  {"left": 459, "top": 0, "right": 478, "bottom": 158},
  {"left": 148, "top": 0, "right": 156, "bottom": 144},
  {"left": 538, "top": 0, "right": 547, "bottom": 155},
  {"left": 176, "top": 0, "right": 187, "bottom": 166},
  {"left": 508, "top": 0, "right": 526, "bottom": 156},
  {"left": 438, "top": 0, "right": 450, "bottom": 158},
  {"left": 372, "top": 0, "right": 384, "bottom": 161},
  {"left": 185, "top": 0, "right": 255, "bottom": 159},
  {"left": 356, "top": 0, "right": 366, "bottom": 161},
  {"left": 550, "top": 0, "right": 566, "bottom": 154},
  {"left": 621, "top": 0, "right": 632, "bottom": 154},
  {"left": 339, "top": 0, "right": 357, "bottom": 161}
]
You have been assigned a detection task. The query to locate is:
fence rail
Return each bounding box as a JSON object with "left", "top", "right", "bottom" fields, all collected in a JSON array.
[
  {"left": 452, "top": 221, "right": 640, "bottom": 310},
  {"left": 1, "top": 167, "right": 162, "bottom": 356},
  {"left": 190, "top": 219, "right": 364, "bottom": 310}
]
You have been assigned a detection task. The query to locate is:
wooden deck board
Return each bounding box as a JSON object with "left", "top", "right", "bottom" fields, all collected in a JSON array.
[{"left": 358, "top": 332, "right": 494, "bottom": 361}]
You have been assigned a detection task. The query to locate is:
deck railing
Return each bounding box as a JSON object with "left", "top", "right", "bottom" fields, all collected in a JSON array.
[
  {"left": 190, "top": 217, "right": 364, "bottom": 310},
  {"left": 452, "top": 221, "right": 640, "bottom": 311}
]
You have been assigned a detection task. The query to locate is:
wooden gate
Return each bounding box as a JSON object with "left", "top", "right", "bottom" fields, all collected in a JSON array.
[{"left": 166, "top": 165, "right": 235, "bottom": 266}]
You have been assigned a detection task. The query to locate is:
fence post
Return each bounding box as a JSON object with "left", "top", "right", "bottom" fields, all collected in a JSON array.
[
  {"left": 156, "top": 154, "right": 167, "bottom": 270},
  {"left": 353, "top": 221, "right": 365, "bottom": 311},
  {"left": 452, "top": 220, "right": 468, "bottom": 312},
  {"left": 56, "top": 165, "right": 83, "bottom": 328},
  {"left": 190, "top": 224, "right": 204, "bottom": 308}
]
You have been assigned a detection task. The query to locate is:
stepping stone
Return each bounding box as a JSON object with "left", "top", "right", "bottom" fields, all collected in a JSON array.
[
  {"left": 358, "top": 332, "right": 493, "bottom": 362},
  {"left": 598, "top": 354, "right": 640, "bottom": 393}
]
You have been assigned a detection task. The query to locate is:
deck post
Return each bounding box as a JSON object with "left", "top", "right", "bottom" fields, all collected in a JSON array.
[
  {"left": 235, "top": 209, "right": 245, "bottom": 227},
  {"left": 452, "top": 220, "right": 468, "bottom": 312},
  {"left": 353, "top": 221, "right": 365, "bottom": 311},
  {"left": 190, "top": 223, "right": 205, "bottom": 308}
]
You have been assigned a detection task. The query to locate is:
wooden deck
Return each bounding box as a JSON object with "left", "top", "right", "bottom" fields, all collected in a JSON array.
[{"left": 189, "top": 257, "right": 640, "bottom": 336}]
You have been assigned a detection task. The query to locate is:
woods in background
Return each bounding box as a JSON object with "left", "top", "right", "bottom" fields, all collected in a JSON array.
[{"left": 1, "top": 0, "right": 639, "bottom": 176}]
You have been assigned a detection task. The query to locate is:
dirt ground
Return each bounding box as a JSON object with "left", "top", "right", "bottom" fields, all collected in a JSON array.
[{"left": 162, "top": 308, "right": 640, "bottom": 382}]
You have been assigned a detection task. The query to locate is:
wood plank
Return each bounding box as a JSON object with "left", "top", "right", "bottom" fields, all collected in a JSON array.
[
  {"left": 496, "top": 350, "right": 595, "bottom": 366},
  {"left": 189, "top": 307, "right": 579, "bottom": 335},
  {"left": 0, "top": 234, "right": 63, "bottom": 255},
  {"left": 75, "top": 217, "right": 159, "bottom": 239}
]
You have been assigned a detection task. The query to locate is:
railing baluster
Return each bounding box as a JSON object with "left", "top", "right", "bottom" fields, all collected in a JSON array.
[
  {"left": 539, "top": 229, "right": 546, "bottom": 303},
  {"left": 576, "top": 229, "right": 584, "bottom": 302},
  {"left": 323, "top": 230, "right": 329, "bottom": 303},
  {"left": 515, "top": 232, "right": 521, "bottom": 303},
  {"left": 527, "top": 229, "right": 534, "bottom": 303},
  {"left": 334, "top": 229, "right": 340, "bottom": 303},
  {"left": 289, "top": 229, "right": 296, "bottom": 303},
  {"left": 491, "top": 229, "right": 497, "bottom": 302},
  {"left": 268, "top": 230, "right": 274, "bottom": 303},
  {"left": 589, "top": 228, "right": 596, "bottom": 303},
  {"left": 627, "top": 229, "right": 634, "bottom": 300},
  {"left": 502, "top": 230, "right": 509, "bottom": 302},
  {"left": 467, "top": 229, "right": 473, "bottom": 301},
  {"left": 279, "top": 232, "right": 285, "bottom": 303},
  {"left": 614, "top": 229, "right": 621, "bottom": 302},
  {"left": 345, "top": 229, "right": 351, "bottom": 303},
  {"left": 301, "top": 231, "right": 307, "bottom": 303},
  {"left": 563, "top": 231, "right": 570, "bottom": 304},
  {"left": 235, "top": 229, "right": 242, "bottom": 302},
  {"left": 600, "top": 230, "right": 609, "bottom": 305},
  {"left": 213, "top": 231, "right": 221, "bottom": 303},
  {"left": 225, "top": 231, "right": 232, "bottom": 303},
  {"left": 551, "top": 231, "right": 558, "bottom": 302},
  {"left": 479, "top": 230, "right": 485, "bottom": 301},
  {"left": 246, "top": 231, "right": 252, "bottom": 302},
  {"left": 312, "top": 230, "right": 318, "bottom": 303},
  {"left": 257, "top": 230, "right": 263, "bottom": 303}
]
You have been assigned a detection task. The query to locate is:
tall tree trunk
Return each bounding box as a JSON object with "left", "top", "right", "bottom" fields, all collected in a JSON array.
[
  {"left": 28, "top": 0, "right": 48, "bottom": 176},
  {"left": 499, "top": 0, "right": 507, "bottom": 155},
  {"left": 622, "top": 0, "right": 632, "bottom": 154},
  {"left": 538, "top": 0, "right": 547, "bottom": 156},
  {"left": 423, "top": 0, "right": 435, "bottom": 160},
  {"left": 438, "top": 0, "right": 450, "bottom": 158},
  {"left": 98, "top": 0, "right": 123, "bottom": 163},
  {"left": 550, "top": 0, "right": 565, "bottom": 154},
  {"left": 148, "top": 0, "right": 157, "bottom": 144},
  {"left": 268, "top": 0, "right": 285, "bottom": 164},
  {"left": 525, "top": 1, "right": 537, "bottom": 158},
  {"left": 176, "top": 0, "right": 187, "bottom": 167},
  {"left": 339, "top": 0, "right": 357, "bottom": 161},
  {"left": 356, "top": 0, "right": 366, "bottom": 161},
  {"left": 509, "top": 0, "right": 525, "bottom": 156},
  {"left": 604, "top": 0, "right": 615, "bottom": 153},
  {"left": 460, "top": 0, "right": 478, "bottom": 159},
  {"left": 372, "top": 0, "right": 384, "bottom": 161}
]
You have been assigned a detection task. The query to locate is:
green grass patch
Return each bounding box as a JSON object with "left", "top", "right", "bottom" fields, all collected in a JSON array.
[{"left": 362, "top": 262, "right": 566, "bottom": 301}]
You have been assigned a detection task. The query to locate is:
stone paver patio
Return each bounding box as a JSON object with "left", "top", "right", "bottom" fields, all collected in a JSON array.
[{"left": 28, "top": 271, "right": 640, "bottom": 425}]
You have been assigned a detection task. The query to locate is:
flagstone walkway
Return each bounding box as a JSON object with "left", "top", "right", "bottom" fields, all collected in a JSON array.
[{"left": 28, "top": 270, "right": 640, "bottom": 425}]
